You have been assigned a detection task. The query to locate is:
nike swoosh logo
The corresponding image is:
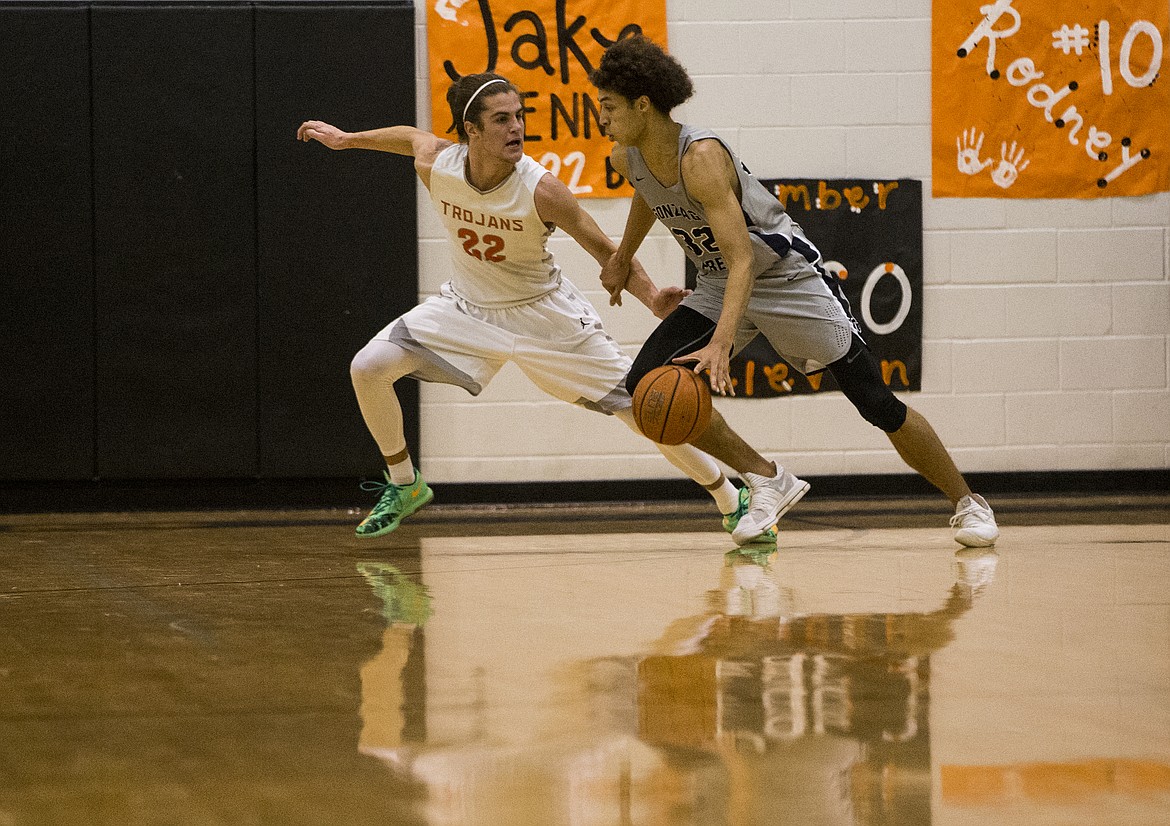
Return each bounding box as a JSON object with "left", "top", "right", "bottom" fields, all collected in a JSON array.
[{"left": 634, "top": 175, "right": 644, "bottom": 181}]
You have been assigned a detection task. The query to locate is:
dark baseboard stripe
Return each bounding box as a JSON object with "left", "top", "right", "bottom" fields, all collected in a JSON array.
[
  {"left": 0, "top": 469, "right": 1166, "bottom": 514},
  {"left": 436, "top": 468, "right": 1170, "bottom": 505}
]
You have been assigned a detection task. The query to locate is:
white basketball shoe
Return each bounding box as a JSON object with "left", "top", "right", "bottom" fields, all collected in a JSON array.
[
  {"left": 732, "top": 470, "right": 811, "bottom": 545},
  {"left": 951, "top": 494, "right": 999, "bottom": 547}
]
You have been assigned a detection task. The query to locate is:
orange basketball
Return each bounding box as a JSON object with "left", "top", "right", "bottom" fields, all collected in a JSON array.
[{"left": 632, "top": 365, "right": 712, "bottom": 445}]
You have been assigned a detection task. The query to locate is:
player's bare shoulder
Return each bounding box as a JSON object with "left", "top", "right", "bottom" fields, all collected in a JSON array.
[
  {"left": 680, "top": 137, "right": 739, "bottom": 200},
  {"left": 681, "top": 137, "right": 734, "bottom": 178},
  {"left": 413, "top": 134, "right": 457, "bottom": 187}
]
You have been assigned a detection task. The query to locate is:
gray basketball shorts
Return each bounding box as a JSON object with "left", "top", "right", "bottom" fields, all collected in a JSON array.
[{"left": 682, "top": 273, "right": 861, "bottom": 374}]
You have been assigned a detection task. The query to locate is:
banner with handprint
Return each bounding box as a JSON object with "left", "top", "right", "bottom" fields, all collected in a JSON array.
[
  {"left": 932, "top": 0, "right": 1169, "bottom": 198},
  {"left": 427, "top": 0, "right": 667, "bottom": 198}
]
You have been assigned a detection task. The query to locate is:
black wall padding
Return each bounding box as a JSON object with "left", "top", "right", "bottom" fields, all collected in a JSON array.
[
  {"left": 0, "top": 7, "right": 95, "bottom": 479},
  {"left": 255, "top": 3, "right": 418, "bottom": 476},
  {"left": 92, "top": 6, "right": 258, "bottom": 478},
  {"left": 0, "top": 1, "right": 417, "bottom": 483}
]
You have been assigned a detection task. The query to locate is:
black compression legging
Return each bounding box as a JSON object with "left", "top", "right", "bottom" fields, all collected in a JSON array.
[
  {"left": 827, "top": 335, "right": 908, "bottom": 433},
  {"left": 625, "top": 306, "right": 716, "bottom": 395},
  {"left": 627, "top": 306, "right": 907, "bottom": 433}
]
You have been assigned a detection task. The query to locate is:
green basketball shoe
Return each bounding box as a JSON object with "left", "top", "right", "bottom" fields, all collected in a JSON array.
[
  {"left": 356, "top": 470, "right": 434, "bottom": 538},
  {"left": 722, "top": 486, "right": 778, "bottom": 545}
]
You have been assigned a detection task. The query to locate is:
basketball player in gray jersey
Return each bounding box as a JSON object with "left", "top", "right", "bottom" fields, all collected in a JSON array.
[
  {"left": 298, "top": 73, "right": 757, "bottom": 540},
  {"left": 590, "top": 36, "right": 998, "bottom": 547}
]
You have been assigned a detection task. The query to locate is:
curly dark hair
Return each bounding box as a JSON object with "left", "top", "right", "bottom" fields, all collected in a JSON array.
[
  {"left": 445, "top": 73, "right": 522, "bottom": 141},
  {"left": 589, "top": 35, "right": 694, "bottom": 113}
]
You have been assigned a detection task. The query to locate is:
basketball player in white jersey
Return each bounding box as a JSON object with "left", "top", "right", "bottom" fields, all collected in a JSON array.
[
  {"left": 297, "top": 73, "right": 778, "bottom": 539},
  {"left": 589, "top": 36, "right": 998, "bottom": 547}
]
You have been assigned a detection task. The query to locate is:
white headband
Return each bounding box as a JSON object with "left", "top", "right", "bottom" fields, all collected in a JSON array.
[{"left": 462, "top": 78, "right": 508, "bottom": 123}]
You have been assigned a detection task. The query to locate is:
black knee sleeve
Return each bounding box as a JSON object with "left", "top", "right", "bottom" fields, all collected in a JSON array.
[{"left": 827, "top": 336, "right": 908, "bottom": 433}]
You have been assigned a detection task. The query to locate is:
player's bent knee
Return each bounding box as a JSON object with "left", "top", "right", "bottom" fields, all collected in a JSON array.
[
  {"left": 861, "top": 393, "right": 908, "bottom": 433},
  {"left": 841, "top": 378, "right": 906, "bottom": 433},
  {"left": 828, "top": 337, "right": 908, "bottom": 434},
  {"left": 350, "top": 341, "right": 413, "bottom": 386},
  {"left": 349, "top": 349, "right": 385, "bottom": 386}
]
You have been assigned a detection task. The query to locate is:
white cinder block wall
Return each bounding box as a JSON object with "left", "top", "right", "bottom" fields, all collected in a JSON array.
[{"left": 409, "top": 0, "right": 1170, "bottom": 485}]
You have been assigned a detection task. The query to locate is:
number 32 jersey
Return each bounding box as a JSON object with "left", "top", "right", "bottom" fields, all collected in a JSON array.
[
  {"left": 428, "top": 142, "right": 562, "bottom": 308},
  {"left": 624, "top": 125, "right": 823, "bottom": 286}
]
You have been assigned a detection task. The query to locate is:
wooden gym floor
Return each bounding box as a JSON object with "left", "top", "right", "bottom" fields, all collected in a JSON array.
[{"left": 1, "top": 491, "right": 1168, "bottom": 825}]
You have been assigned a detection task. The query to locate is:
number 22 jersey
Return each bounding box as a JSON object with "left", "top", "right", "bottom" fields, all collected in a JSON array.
[{"left": 428, "top": 142, "right": 562, "bottom": 308}]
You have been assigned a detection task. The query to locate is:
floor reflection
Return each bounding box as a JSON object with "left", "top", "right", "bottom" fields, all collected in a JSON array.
[
  {"left": 631, "top": 548, "right": 989, "bottom": 826},
  {"left": 1, "top": 509, "right": 1167, "bottom": 824},
  {"left": 358, "top": 562, "right": 431, "bottom": 764},
  {"left": 357, "top": 538, "right": 1000, "bottom": 825}
]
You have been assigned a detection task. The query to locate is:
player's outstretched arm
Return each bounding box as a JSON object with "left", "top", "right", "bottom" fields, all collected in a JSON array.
[
  {"left": 534, "top": 174, "right": 686, "bottom": 319},
  {"left": 298, "top": 121, "right": 452, "bottom": 186},
  {"left": 298, "top": 121, "right": 447, "bottom": 156}
]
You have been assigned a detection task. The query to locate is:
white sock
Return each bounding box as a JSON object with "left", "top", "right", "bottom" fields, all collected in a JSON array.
[
  {"left": 709, "top": 475, "right": 740, "bottom": 514},
  {"left": 614, "top": 407, "right": 734, "bottom": 511},
  {"left": 387, "top": 457, "right": 416, "bottom": 486}
]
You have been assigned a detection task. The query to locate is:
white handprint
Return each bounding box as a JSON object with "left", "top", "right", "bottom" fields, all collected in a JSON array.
[
  {"left": 435, "top": 0, "right": 471, "bottom": 25},
  {"left": 956, "top": 128, "right": 993, "bottom": 175},
  {"left": 991, "top": 141, "right": 1030, "bottom": 188}
]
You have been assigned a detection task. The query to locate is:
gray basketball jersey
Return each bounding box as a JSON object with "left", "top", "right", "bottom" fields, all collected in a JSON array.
[{"left": 625, "top": 125, "right": 823, "bottom": 286}]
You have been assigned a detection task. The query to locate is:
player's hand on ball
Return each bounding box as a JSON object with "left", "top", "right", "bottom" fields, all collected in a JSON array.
[{"left": 674, "top": 342, "right": 734, "bottom": 396}]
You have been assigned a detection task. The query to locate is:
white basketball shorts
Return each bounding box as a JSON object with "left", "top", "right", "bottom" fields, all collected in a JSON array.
[{"left": 374, "top": 279, "right": 633, "bottom": 413}]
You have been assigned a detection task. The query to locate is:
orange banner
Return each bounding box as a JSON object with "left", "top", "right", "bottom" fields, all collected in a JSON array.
[
  {"left": 426, "top": 0, "right": 667, "bottom": 198},
  {"left": 932, "top": 0, "right": 1169, "bottom": 198}
]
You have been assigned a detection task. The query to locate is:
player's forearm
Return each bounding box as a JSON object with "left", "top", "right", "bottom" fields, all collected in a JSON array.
[
  {"left": 712, "top": 266, "right": 754, "bottom": 347},
  {"left": 622, "top": 261, "right": 659, "bottom": 309},
  {"left": 612, "top": 195, "right": 656, "bottom": 263},
  {"left": 342, "top": 125, "right": 425, "bottom": 155}
]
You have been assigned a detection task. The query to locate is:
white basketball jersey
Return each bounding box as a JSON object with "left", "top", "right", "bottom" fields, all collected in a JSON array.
[{"left": 428, "top": 143, "right": 561, "bottom": 308}]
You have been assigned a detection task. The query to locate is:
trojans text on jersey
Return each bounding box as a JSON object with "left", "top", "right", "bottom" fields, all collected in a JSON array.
[{"left": 439, "top": 200, "right": 524, "bottom": 232}]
